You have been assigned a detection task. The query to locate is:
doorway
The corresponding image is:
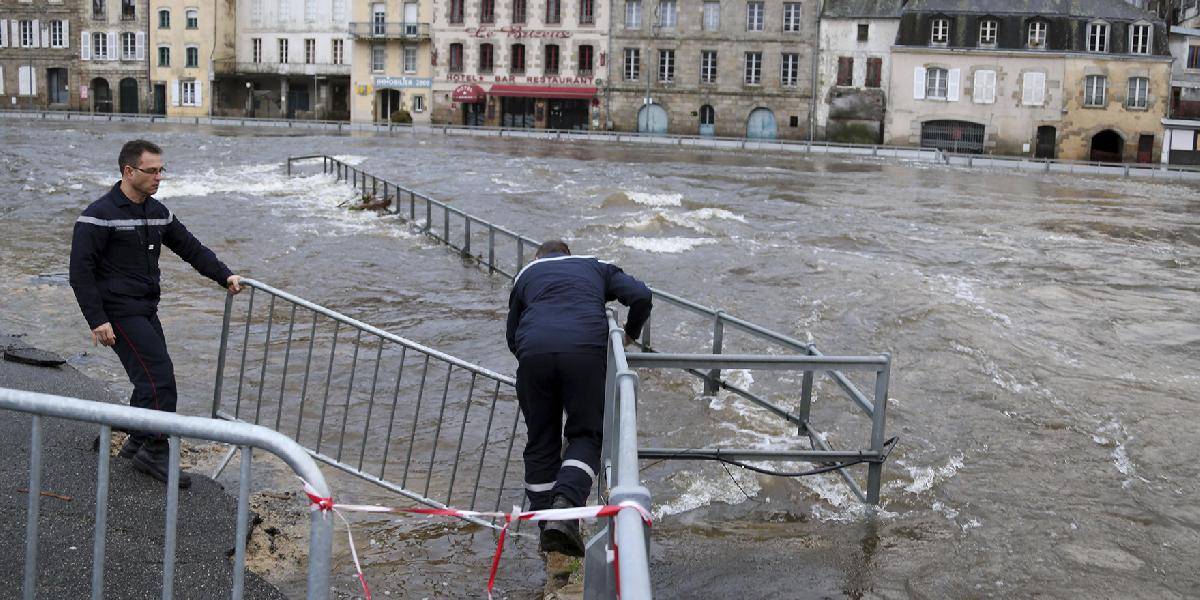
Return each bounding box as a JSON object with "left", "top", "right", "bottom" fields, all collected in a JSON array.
[
  {"left": 547, "top": 99, "right": 588, "bottom": 130},
  {"left": 377, "top": 89, "right": 402, "bottom": 121},
  {"left": 746, "top": 108, "right": 777, "bottom": 140},
  {"left": 1136, "top": 134, "right": 1154, "bottom": 163},
  {"left": 501, "top": 97, "right": 536, "bottom": 127},
  {"left": 46, "top": 68, "right": 68, "bottom": 104},
  {"left": 1035, "top": 126, "right": 1056, "bottom": 159},
  {"left": 637, "top": 103, "right": 668, "bottom": 134},
  {"left": 462, "top": 101, "right": 485, "bottom": 126},
  {"left": 91, "top": 78, "right": 113, "bottom": 113},
  {"left": 699, "top": 104, "right": 715, "bottom": 137},
  {"left": 1089, "top": 130, "right": 1123, "bottom": 162},
  {"left": 153, "top": 84, "right": 167, "bottom": 114},
  {"left": 118, "top": 78, "right": 138, "bottom": 114}
]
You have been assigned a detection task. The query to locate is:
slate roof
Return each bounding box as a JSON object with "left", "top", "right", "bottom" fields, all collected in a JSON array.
[
  {"left": 902, "top": 0, "right": 1160, "bottom": 21},
  {"left": 822, "top": 0, "right": 905, "bottom": 18}
]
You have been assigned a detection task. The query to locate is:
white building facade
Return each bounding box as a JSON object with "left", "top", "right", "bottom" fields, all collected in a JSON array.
[
  {"left": 1162, "top": 5, "right": 1200, "bottom": 164},
  {"left": 816, "top": 0, "right": 901, "bottom": 142}
]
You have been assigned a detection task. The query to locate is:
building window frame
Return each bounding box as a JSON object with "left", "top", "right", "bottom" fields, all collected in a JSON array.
[
  {"left": 404, "top": 46, "right": 417, "bottom": 72},
  {"left": 449, "top": 42, "right": 464, "bottom": 73},
  {"left": 19, "top": 20, "right": 34, "bottom": 48},
  {"left": 578, "top": 44, "right": 594, "bottom": 75},
  {"left": 545, "top": 0, "right": 561, "bottom": 24},
  {"left": 480, "top": 0, "right": 495, "bottom": 24},
  {"left": 926, "top": 66, "right": 949, "bottom": 99},
  {"left": 579, "top": 0, "right": 594, "bottom": 24},
  {"left": 1084, "top": 74, "right": 1107, "bottom": 107},
  {"left": 512, "top": 0, "right": 526, "bottom": 23},
  {"left": 278, "top": 38, "right": 289, "bottom": 63},
  {"left": 625, "top": 0, "right": 641, "bottom": 29},
  {"left": 744, "top": 51, "right": 762, "bottom": 85},
  {"left": 185, "top": 44, "right": 199, "bottom": 68},
  {"left": 781, "top": 52, "right": 799, "bottom": 86},
  {"left": 1129, "top": 22, "right": 1151, "bottom": 55},
  {"left": 979, "top": 19, "right": 997, "bottom": 47},
  {"left": 121, "top": 32, "right": 137, "bottom": 60},
  {"left": 836, "top": 56, "right": 853, "bottom": 86},
  {"left": 449, "top": 0, "right": 463, "bottom": 24},
  {"left": 1027, "top": 20, "right": 1047, "bottom": 49},
  {"left": 121, "top": 0, "right": 136, "bottom": 21},
  {"left": 185, "top": 8, "right": 198, "bottom": 29},
  {"left": 1087, "top": 20, "right": 1109, "bottom": 53},
  {"left": 658, "top": 0, "right": 677, "bottom": 29},
  {"left": 510, "top": 43, "right": 526, "bottom": 73},
  {"left": 930, "top": 17, "right": 949, "bottom": 46},
  {"left": 658, "top": 48, "right": 675, "bottom": 83},
  {"left": 782, "top": 2, "right": 801, "bottom": 33},
  {"left": 544, "top": 44, "right": 560, "bottom": 75},
  {"left": 304, "top": 38, "right": 315, "bottom": 64},
  {"left": 700, "top": 50, "right": 717, "bottom": 84},
  {"left": 865, "top": 56, "right": 882, "bottom": 88},
  {"left": 624, "top": 47, "right": 640, "bottom": 81},
  {"left": 157, "top": 45, "right": 170, "bottom": 67},
  {"left": 480, "top": 42, "right": 494, "bottom": 73},
  {"left": 703, "top": 2, "right": 720, "bottom": 31},
  {"left": 158, "top": 9, "right": 171, "bottom": 29},
  {"left": 1127, "top": 77, "right": 1149, "bottom": 109},
  {"left": 746, "top": 1, "right": 764, "bottom": 32},
  {"left": 371, "top": 43, "right": 384, "bottom": 71},
  {"left": 332, "top": 39, "right": 344, "bottom": 64},
  {"left": 252, "top": 38, "right": 262, "bottom": 63},
  {"left": 857, "top": 23, "right": 869, "bottom": 42}
]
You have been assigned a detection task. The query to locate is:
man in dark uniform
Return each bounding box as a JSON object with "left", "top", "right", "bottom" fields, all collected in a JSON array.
[
  {"left": 506, "top": 240, "right": 652, "bottom": 556},
  {"left": 70, "top": 139, "right": 243, "bottom": 488}
]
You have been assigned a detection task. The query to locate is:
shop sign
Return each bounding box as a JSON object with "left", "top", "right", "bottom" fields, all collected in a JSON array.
[
  {"left": 374, "top": 76, "right": 433, "bottom": 89},
  {"left": 466, "top": 26, "right": 572, "bottom": 39}
]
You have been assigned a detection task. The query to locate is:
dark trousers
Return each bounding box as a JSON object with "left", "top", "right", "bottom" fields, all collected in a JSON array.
[
  {"left": 516, "top": 352, "right": 606, "bottom": 510},
  {"left": 110, "top": 314, "right": 177, "bottom": 441}
]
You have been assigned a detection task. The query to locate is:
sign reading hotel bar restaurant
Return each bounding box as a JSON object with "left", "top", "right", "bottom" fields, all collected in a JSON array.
[
  {"left": 447, "top": 73, "right": 595, "bottom": 85},
  {"left": 374, "top": 76, "right": 433, "bottom": 89}
]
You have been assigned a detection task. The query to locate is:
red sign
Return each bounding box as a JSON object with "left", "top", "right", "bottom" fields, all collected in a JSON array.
[{"left": 452, "top": 84, "right": 486, "bottom": 103}]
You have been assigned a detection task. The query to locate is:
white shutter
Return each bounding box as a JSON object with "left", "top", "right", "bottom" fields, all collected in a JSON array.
[
  {"left": 32, "top": 20, "right": 39, "bottom": 47},
  {"left": 0, "top": 19, "right": 7, "bottom": 48},
  {"left": 11, "top": 20, "right": 18, "bottom": 47},
  {"left": 913, "top": 67, "right": 926, "bottom": 100},
  {"left": 973, "top": 70, "right": 995, "bottom": 104},
  {"left": 0, "top": 66, "right": 4, "bottom": 95},
  {"left": 42, "top": 25, "right": 50, "bottom": 48},
  {"left": 18, "top": 66, "right": 30, "bottom": 95},
  {"left": 62, "top": 21, "right": 69, "bottom": 48},
  {"left": 1022, "top": 72, "right": 1045, "bottom": 106},
  {"left": 171, "top": 79, "right": 180, "bottom": 106},
  {"left": 29, "top": 67, "right": 36, "bottom": 95},
  {"left": 108, "top": 29, "right": 116, "bottom": 60},
  {"left": 135, "top": 31, "right": 144, "bottom": 60},
  {"left": 947, "top": 68, "right": 961, "bottom": 101},
  {"left": 194, "top": 81, "right": 202, "bottom": 106},
  {"left": 82, "top": 31, "right": 91, "bottom": 60}
]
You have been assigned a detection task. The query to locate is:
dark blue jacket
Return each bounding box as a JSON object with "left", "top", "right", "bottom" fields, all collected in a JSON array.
[
  {"left": 506, "top": 252, "right": 652, "bottom": 360},
  {"left": 69, "top": 182, "right": 233, "bottom": 329}
]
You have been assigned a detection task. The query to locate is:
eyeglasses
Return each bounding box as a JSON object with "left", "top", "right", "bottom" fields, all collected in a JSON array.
[{"left": 129, "top": 165, "right": 167, "bottom": 176}]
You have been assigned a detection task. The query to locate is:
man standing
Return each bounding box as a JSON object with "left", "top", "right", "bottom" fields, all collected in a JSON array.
[
  {"left": 506, "top": 240, "right": 652, "bottom": 556},
  {"left": 70, "top": 139, "right": 242, "bottom": 489}
]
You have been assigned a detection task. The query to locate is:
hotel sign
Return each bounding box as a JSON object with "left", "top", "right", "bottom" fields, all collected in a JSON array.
[
  {"left": 374, "top": 76, "right": 433, "bottom": 89},
  {"left": 466, "top": 26, "right": 572, "bottom": 39}
]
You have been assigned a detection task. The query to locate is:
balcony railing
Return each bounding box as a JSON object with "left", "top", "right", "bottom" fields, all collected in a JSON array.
[
  {"left": 349, "top": 22, "right": 431, "bottom": 40},
  {"left": 214, "top": 59, "right": 351, "bottom": 76}
]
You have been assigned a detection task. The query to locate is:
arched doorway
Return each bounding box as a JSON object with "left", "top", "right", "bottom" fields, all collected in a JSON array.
[
  {"left": 119, "top": 78, "right": 139, "bottom": 114},
  {"left": 1090, "top": 130, "right": 1123, "bottom": 162},
  {"left": 637, "top": 103, "right": 668, "bottom": 134},
  {"left": 699, "top": 105, "right": 715, "bottom": 137},
  {"left": 91, "top": 78, "right": 113, "bottom": 113},
  {"left": 746, "top": 108, "right": 777, "bottom": 140}
]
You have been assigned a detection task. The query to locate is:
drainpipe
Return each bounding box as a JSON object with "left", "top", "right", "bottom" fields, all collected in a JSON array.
[
  {"left": 603, "top": 1, "right": 614, "bottom": 129},
  {"left": 808, "top": 0, "right": 823, "bottom": 141},
  {"left": 146, "top": 8, "right": 152, "bottom": 114}
]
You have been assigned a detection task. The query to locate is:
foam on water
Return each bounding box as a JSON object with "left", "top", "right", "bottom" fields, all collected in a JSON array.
[
  {"left": 653, "top": 467, "right": 763, "bottom": 519},
  {"left": 1094, "top": 417, "right": 1143, "bottom": 488},
  {"left": 627, "top": 191, "right": 683, "bottom": 207},
  {"left": 902, "top": 453, "right": 965, "bottom": 494},
  {"left": 622, "top": 236, "right": 717, "bottom": 253},
  {"left": 936, "top": 274, "right": 1013, "bottom": 327}
]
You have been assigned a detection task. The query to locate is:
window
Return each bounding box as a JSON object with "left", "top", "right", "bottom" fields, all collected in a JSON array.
[
  {"left": 1127, "top": 77, "right": 1148, "bottom": 109},
  {"left": 746, "top": 2, "right": 764, "bottom": 31},
  {"left": 480, "top": 43, "right": 494, "bottom": 72},
  {"left": 1129, "top": 23, "right": 1151, "bottom": 55},
  {"left": 700, "top": 104, "right": 714, "bottom": 125},
  {"left": 412, "top": 94, "right": 425, "bottom": 112},
  {"left": 159, "top": 9, "right": 171, "bottom": 28},
  {"left": 512, "top": 0, "right": 526, "bottom": 23},
  {"left": 1021, "top": 71, "right": 1045, "bottom": 105},
  {"left": 181, "top": 81, "right": 199, "bottom": 106},
  {"left": 857, "top": 23, "right": 869, "bottom": 42},
  {"left": 121, "top": 32, "right": 136, "bottom": 60},
  {"left": 578, "top": 44, "right": 593, "bottom": 74},
  {"left": 252, "top": 38, "right": 262, "bottom": 63},
  {"left": 332, "top": 39, "right": 344, "bottom": 64},
  {"left": 1189, "top": 46, "right": 1200, "bottom": 69},
  {"left": 481, "top": 0, "right": 495, "bottom": 23},
  {"left": 744, "top": 51, "right": 761, "bottom": 84},
  {"left": 93, "top": 0, "right": 106, "bottom": 19},
  {"left": 624, "top": 47, "right": 640, "bottom": 80},
  {"left": 511, "top": 43, "right": 525, "bottom": 73},
  {"left": 703, "top": 2, "right": 720, "bottom": 31},
  {"left": 979, "top": 19, "right": 997, "bottom": 46},
  {"left": 185, "top": 45, "right": 198, "bottom": 67},
  {"left": 19, "top": 21, "right": 33, "bottom": 48},
  {"left": 158, "top": 46, "right": 170, "bottom": 67},
  {"left": 544, "top": 44, "right": 560, "bottom": 75},
  {"left": 252, "top": 0, "right": 263, "bottom": 25},
  {"left": 701, "top": 50, "right": 717, "bottom": 83},
  {"left": 926, "top": 67, "right": 948, "bottom": 99},
  {"left": 333, "top": 0, "right": 346, "bottom": 23},
  {"left": 1028, "top": 20, "right": 1046, "bottom": 48},
  {"left": 305, "top": 0, "right": 317, "bottom": 22},
  {"left": 866, "top": 57, "right": 882, "bottom": 88},
  {"left": 931, "top": 18, "right": 948, "bottom": 44},
  {"left": 449, "top": 0, "right": 463, "bottom": 23},
  {"left": 1085, "top": 74, "right": 1107, "bottom": 106},
  {"left": 404, "top": 46, "right": 416, "bottom": 72},
  {"left": 371, "top": 44, "right": 384, "bottom": 71},
  {"left": 92, "top": 32, "right": 109, "bottom": 59},
  {"left": 1087, "top": 22, "right": 1109, "bottom": 53},
  {"left": 658, "top": 49, "right": 675, "bottom": 82},
  {"left": 837, "top": 56, "right": 853, "bottom": 86},
  {"left": 48, "top": 21, "right": 65, "bottom": 48},
  {"left": 186, "top": 8, "right": 198, "bottom": 29},
  {"left": 625, "top": 0, "right": 641, "bottom": 28},
  {"left": 122, "top": 0, "right": 136, "bottom": 20},
  {"left": 783, "top": 3, "right": 801, "bottom": 32},
  {"left": 545, "top": 0, "right": 560, "bottom": 24},
  {"left": 781, "top": 52, "right": 799, "bottom": 86},
  {"left": 580, "top": 0, "right": 594, "bottom": 24},
  {"left": 973, "top": 69, "right": 996, "bottom": 103},
  {"left": 658, "top": 0, "right": 677, "bottom": 28},
  {"left": 278, "top": 38, "right": 289, "bottom": 63},
  {"left": 304, "top": 38, "right": 315, "bottom": 63},
  {"left": 449, "top": 43, "right": 463, "bottom": 72}
]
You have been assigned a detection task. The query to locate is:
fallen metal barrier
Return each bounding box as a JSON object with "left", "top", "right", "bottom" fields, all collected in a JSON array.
[{"left": 0, "top": 386, "right": 333, "bottom": 600}]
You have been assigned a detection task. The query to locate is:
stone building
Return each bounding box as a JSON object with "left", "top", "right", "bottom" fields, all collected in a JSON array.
[
  {"left": 606, "top": 0, "right": 819, "bottom": 139},
  {"left": 149, "top": 0, "right": 235, "bottom": 115},
  {"left": 886, "top": 0, "right": 1172, "bottom": 162},
  {"left": 1162, "top": 1, "right": 1200, "bottom": 164},
  {"left": 78, "top": 0, "right": 151, "bottom": 113},
  {"left": 429, "top": 0, "right": 609, "bottom": 129},
  {"left": 0, "top": 2, "right": 82, "bottom": 110},
  {"left": 816, "top": 0, "right": 902, "bottom": 143},
  {"left": 348, "top": 0, "right": 433, "bottom": 123}
]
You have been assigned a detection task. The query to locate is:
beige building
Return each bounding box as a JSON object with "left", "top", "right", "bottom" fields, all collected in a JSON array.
[
  {"left": 1058, "top": 55, "right": 1170, "bottom": 162},
  {"left": 149, "top": 0, "right": 235, "bottom": 115},
  {"left": 79, "top": 0, "right": 151, "bottom": 113},
  {"left": 349, "top": 0, "right": 433, "bottom": 123}
]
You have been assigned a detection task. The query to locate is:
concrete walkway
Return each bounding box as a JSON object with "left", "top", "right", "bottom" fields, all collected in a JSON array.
[{"left": 0, "top": 331, "right": 286, "bottom": 600}]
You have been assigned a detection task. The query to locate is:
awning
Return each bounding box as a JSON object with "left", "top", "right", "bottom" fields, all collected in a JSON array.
[
  {"left": 451, "top": 84, "right": 486, "bottom": 103},
  {"left": 488, "top": 85, "right": 597, "bottom": 100}
]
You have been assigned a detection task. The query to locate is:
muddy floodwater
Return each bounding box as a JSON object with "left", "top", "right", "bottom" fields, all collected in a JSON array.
[{"left": 1, "top": 121, "right": 1198, "bottom": 599}]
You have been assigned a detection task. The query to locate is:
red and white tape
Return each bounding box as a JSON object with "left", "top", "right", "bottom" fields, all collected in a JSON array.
[{"left": 300, "top": 479, "right": 651, "bottom": 599}]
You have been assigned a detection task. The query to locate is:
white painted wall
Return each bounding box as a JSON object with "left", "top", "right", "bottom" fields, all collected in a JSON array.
[
  {"left": 236, "top": 0, "right": 351, "bottom": 69},
  {"left": 816, "top": 17, "right": 898, "bottom": 134}
]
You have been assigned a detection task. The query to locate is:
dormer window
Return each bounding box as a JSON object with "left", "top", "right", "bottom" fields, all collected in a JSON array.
[
  {"left": 979, "top": 19, "right": 997, "bottom": 46},
  {"left": 1129, "top": 22, "right": 1151, "bottom": 54},
  {"left": 1028, "top": 20, "right": 1047, "bottom": 48},
  {"left": 931, "top": 18, "right": 949, "bottom": 45},
  {"left": 1087, "top": 21, "right": 1109, "bottom": 53}
]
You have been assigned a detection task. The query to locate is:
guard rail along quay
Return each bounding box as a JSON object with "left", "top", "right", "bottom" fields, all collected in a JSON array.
[{"left": 0, "top": 386, "right": 334, "bottom": 600}]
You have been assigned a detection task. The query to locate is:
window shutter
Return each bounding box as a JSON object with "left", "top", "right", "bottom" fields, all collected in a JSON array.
[
  {"left": 12, "top": 21, "right": 19, "bottom": 47},
  {"left": 0, "top": 19, "right": 7, "bottom": 48},
  {"left": 195, "top": 82, "right": 202, "bottom": 106},
  {"left": 19, "top": 66, "right": 30, "bottom": 95},
  {"left": 171, "top": 80, "right": 180, "bottom": 106},
  {"left": 947, "top": 68, "right": 961, "bottom": 101},
  {"left": 62, "top": 21, "right": 69, "bottom": 48},
  {"left": 108, "top": 30, "right": 116, "bottom": 60},
  {"left": 82, "top": 31, "right": 91, "bottom": 60},
  {"left": 32, "top": 20, "right": 40, "bottom": 47},
  {"left": 135, "top": 31, "right": 144, "bottom": 60},
  {"left": 0, "top": 66, "right": 4, "bottom": 95},
  {"left": 914, "top": 66, "right": 926, "bottom": 99},
  {"left": 29, "top": 67, "right": 36, "bottom": 95},
  {"left": 973, "top": 70, "right": 995, "bottom": 104},
  {"left": 1023, "top": 72, "right": 1045, "bottom": 105}
]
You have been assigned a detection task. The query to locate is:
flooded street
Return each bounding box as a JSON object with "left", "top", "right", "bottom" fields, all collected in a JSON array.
[{"left": 1, "top": 120, "right": 1198, "bottom": 598}]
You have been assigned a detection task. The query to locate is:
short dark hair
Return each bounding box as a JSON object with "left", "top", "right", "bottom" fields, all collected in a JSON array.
[
  {"left": 118, "top": 140, "right": 163, "bottom": 173},
  {"left": 536, "top": 240, "right": 571, "bottom": 258}
]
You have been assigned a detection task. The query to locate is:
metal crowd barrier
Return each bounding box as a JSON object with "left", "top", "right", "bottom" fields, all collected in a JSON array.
[
  {"left": 212, "top": 278, "right": 527, "bottom": 528},
  {"left": 0, "top": 387, "right": 333, "bottom": 600}
]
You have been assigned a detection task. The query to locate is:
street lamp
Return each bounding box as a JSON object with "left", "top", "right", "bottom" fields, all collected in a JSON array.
[{"left": 245, "top": 81, "right": 254, "bottom": 117}]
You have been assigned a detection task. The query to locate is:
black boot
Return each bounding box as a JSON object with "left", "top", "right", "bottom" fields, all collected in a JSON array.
[
  {"left": 132, "top": 438, "right": 192, "bottom": 489},
  {"left": 540, "top": 496, "right": 585, "bottom": 557},
  {"left": 117, "top": 434, "right": 145, "bottom": 459}
]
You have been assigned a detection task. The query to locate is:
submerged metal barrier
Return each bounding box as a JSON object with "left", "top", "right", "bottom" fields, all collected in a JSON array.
[{"left": 0, "top": 387, "right": 333, "bottom": 600}]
